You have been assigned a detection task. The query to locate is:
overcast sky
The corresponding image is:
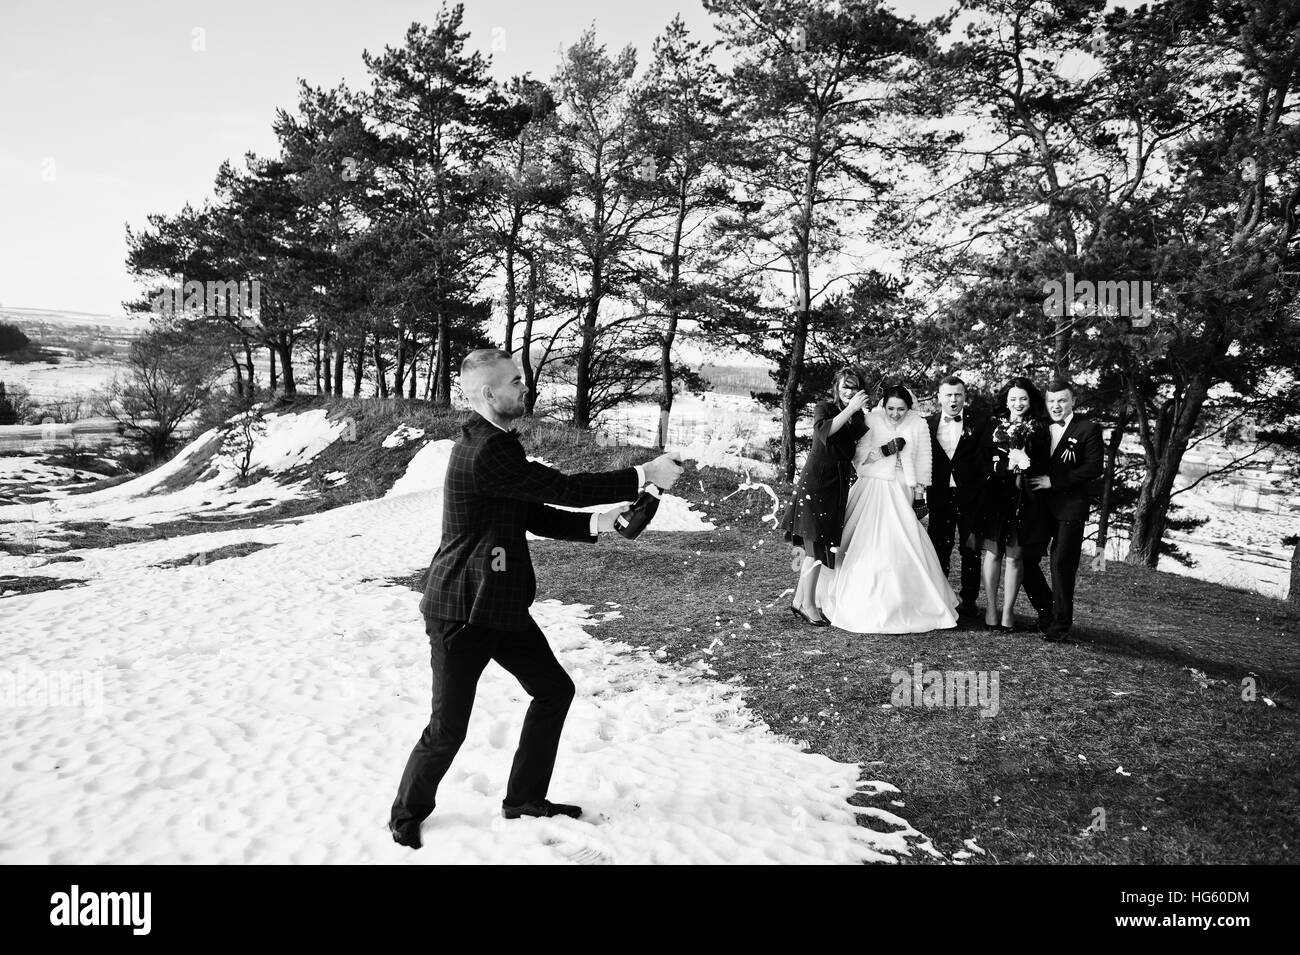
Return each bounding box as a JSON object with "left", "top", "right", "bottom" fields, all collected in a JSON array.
[{"left": 0, "top": 0, "right": 953, "bottom": 316}]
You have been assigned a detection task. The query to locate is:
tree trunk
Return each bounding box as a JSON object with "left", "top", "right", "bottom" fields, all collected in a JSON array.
[
  {"left": 1289, "top": 540, "right": 1299, "bottom": 606},
  {"left": 394, "top": 323, "right": 406, "bottom": 398},
  {"left": 574, "top": 186, "right": 604, "bottom": 429},
  {"left": 522, "top": 258, "right": 538, "bottom": 416},
  {"left": 504, "top": 241, "right": 517, "bottom": 354},
  {"left": 407, "top": 346, "right": 418, "bottom": 401},
  {"left": 333, "top": 340, "right": 345, "bottom": 396},
  {"left": 658, "top": 180, "right": 688, "bottom": 451},
  {"left": 1094, "top": 409, "right": 1129, "bottom": 561},
  {"left": 269, "top": 345, "right": 278, "bottom": 392},
  {"left": 352, "top": 336, "right": 365, "bottom": 397},
  {"left": 781, "top": 123, "right": 819, "bottom": 483},
  {"left": 373, "top": 342, "right": 388, "bottom": 399},
  {"left": 229, "top": 352, "right": 244, "bottom": 397},
  {"left": 313, "top": 330, "right": 322, "bottom": 395},
  {"left": 276, "top": 334, "right": 296, "bottom": 397},
  {"left": 242, "top": 340, "right": 255, "bottom": 392},
  {"left": 432, "top": 311, "right": 451, "bottom": 407},
  {"left": 1125, "top": 377, "right": 1208, "bottom": 566},
  {"left": 781, "top": 248, "right": 811, "bottom": 482},
  {"left": 438, "top": 320, "right": 452, "bottom": 406},
  {"left": 323, "top": 331, "right": 333, "bottom": 395}
]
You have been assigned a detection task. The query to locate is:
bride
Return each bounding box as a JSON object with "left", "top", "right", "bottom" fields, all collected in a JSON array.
[{"left": 816, "top": 384, "right": 959, "bottom": 634}]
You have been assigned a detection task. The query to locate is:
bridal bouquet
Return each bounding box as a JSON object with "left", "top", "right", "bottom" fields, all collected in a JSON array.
[
  {"left": 1005, "top": 419, "right": 1035, "bottom": 449},
  {"left": 996, "top": 419, "right": 1036, "bottom": 472}
]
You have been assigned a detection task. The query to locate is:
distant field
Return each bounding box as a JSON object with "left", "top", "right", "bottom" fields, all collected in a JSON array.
[
  {"left": 0, "top": 306, "right": 145, "bottom": 334},
  {"left": 698, "top": 362, "right": 773, "bottom": 396}
]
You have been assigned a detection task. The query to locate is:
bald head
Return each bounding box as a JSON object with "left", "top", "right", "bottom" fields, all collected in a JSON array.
[{"left": 461, "top": 348, "right": 527, "bottom": 421}]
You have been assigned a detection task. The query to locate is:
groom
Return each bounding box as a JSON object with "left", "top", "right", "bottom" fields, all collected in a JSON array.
[
  {"left": 1024, "top": 380, "right": 1104, "bottom": 642},
  {"left": 389, "top": 348, "right": 683, "bottom": 849},
  {"left": 925, "top": 376, "right": 987, "bottom": 617}
]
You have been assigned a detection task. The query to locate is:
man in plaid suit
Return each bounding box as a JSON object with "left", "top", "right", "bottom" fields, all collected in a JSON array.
[{"left": 390, "top": 349, "right": 683, "bottom": 849}]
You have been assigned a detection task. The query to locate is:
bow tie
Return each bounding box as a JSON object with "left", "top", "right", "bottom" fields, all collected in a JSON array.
[{"left": 943, "top": 415, "right": 962, "bottom": 423}]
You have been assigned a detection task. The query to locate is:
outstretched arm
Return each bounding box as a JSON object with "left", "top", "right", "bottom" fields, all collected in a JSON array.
[
  {"left": 475, "top": 432, "right": 640, "bottom": 506},
  {"left": 526, "top": 502, "right": 604, "bottom": 542}
]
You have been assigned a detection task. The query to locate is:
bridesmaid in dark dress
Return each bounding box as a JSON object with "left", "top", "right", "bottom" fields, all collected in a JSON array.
[
  {"left": 780, "top": 366, "right": 871, "bottom": 626},
  {"left": 972, "top": 377, "right": 1052, "bottom": 631}
]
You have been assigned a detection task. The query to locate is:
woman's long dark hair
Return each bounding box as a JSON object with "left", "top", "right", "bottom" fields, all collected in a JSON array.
[
  {"left": 994, "top": 377, "right": 1047, "bottom": 422},
  {"left": 831, "top": 365, "right": 870, "bottom": 409},
  {"left": 879, "top": 382, "right": 914, "bottom": 409}
]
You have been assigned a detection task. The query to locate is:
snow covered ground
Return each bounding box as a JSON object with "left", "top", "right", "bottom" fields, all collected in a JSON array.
[
  {"left": 0, "top": 415, "right": 928, "bottom": 864},
  {"left": 0, "top": 455, "right": 102, "bottom": 500},
  {"left": 0, "top": 409, "right": 346, "bottom": 536},
  {"left": 0, "top": 355, "right": 123, "bottom": 405}
]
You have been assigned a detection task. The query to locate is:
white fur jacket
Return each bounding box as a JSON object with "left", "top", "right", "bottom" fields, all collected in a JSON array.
[{"left": 852, "top": 408, "right": 933, "bottom": 488}]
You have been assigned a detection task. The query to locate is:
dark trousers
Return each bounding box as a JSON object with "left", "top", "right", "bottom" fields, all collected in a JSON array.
[
  {"left": 389, "top": 614, "right": 576, "bottom": 832},
  {"left": 1022, "top": 518, "right": 1085, "bottom": 631},
  {"left": 927, "top": 487, "right": 981, "bottom": 608}
]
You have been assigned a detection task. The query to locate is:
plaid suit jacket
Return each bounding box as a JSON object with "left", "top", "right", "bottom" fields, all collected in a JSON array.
[{"left": 419, "top": 411, "right": 641, "bottom": 631}]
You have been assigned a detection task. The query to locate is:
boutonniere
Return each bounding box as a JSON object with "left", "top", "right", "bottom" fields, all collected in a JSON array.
[
  {"left": 961, "top": 425, "right": 973, "bottom": 440},
  {"left": 1062, "top": 436, "right": 1079, "bottom": 462}
]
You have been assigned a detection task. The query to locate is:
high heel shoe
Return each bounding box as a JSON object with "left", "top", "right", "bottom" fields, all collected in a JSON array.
[{"left": 790, "top": 605, "right": 830, "bottom": 627}]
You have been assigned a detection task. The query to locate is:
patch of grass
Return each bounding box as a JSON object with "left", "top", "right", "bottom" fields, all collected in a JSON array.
[
  {"left": 151, "top": 541, "right": 272, "bottom": 569},
  {"left": 37, "top": 448, "right": 125, "bottom": 478},
  {"left": 0, "top": 574, "right": 84, "bottom": 597},
  {"left": 0, "top": 538, "right": 46, "bottom": 557},
  {"left": 61, "top": 472, "right": 137, "bottom": 496},
  {"left": 149, "top": 430, "right": 227, "bottom": 494}
]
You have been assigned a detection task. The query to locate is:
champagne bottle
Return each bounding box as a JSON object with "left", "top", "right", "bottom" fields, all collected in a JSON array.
[{"left": 614, "top": 483, "right": 662, "bottom": 539}]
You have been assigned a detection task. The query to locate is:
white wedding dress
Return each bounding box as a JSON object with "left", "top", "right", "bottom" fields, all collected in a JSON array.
[{"left": 815, "top": 406, "right": 959, "bottom": 633}]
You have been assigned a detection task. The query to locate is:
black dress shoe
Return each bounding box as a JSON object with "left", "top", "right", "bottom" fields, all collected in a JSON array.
[
  {"left": 959, "top": 603, "right": 981, "bottom": 618},
  {"left": 1042, "top": 626, "right": 1072, "bottom": 643},
  {"left": 790, "top": 606, "right": 830, "bottom": 627},
  {"left": 389, "top": 822, "right": 422, "bottom": 849},
  {"left": 1036, "top": 610, "right": 1054, "bottom": 632},
  {"left": 502, "top": 799, "right": 583, "bottom": 820}
]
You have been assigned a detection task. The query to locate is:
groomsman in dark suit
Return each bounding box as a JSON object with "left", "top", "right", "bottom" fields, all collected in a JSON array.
[
  {"left": 1024, "top": 380, "right": 1104, "bottom": 642},
  {"left": 389, "top": 349, "right": 683, "bottom": 849},
  {"left": 926, "top": 376, "right": 987, "bottom": 617}
]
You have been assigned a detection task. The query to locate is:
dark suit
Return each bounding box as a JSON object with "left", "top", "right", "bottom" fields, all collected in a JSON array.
[
  {"left": 391, "top": 412, "right": 640, "bottom": 832},
  {"left": 1021, "top": 414, "right": 1104, "bottom": 634},
  {"left": 925, "top": 411, "right": 987, "bottom": 608}
]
